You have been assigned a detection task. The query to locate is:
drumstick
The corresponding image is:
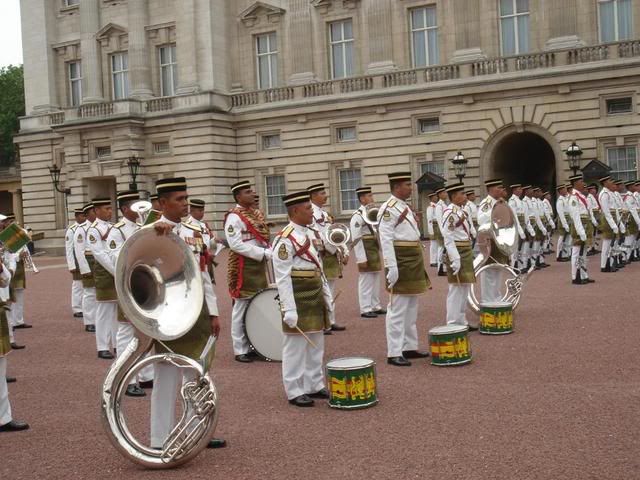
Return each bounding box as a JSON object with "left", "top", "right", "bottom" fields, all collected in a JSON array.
[{"left": 295, "top": 326, "right": 317, "bottom": 348}]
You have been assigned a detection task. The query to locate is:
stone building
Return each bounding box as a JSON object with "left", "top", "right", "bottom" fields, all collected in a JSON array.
[{"left": 14, "top": 0, "right": 640, "bottom": 252}]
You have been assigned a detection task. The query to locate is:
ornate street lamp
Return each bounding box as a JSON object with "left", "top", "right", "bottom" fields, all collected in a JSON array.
[
  {"left": 451, "top": 151, "right": 467, "bottom": 183},
  {"left": 127, "top": 154, "right": 142, "bottom": 191},
  {"left": 48, "top": 163, "right": 71, "bottom": 195},
  {"left": 566, "top": 141, "right": 582, "bottom": 176}
]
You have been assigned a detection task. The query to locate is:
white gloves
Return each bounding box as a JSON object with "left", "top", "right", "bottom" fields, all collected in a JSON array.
[
  {"left": 386, "top": 266, "right": 399, "bottom": 288},
  {"left": 451, "top": 259, "right": 461, "bottom": 276},
  {"left": 518, "top": 230, "right": 525, "bottom": 240},
  {"left": 620, "top": 224, "right": 626, "bottom": 234},
  {"left": 541, "top": 228, "right": 548, "bottom": 236},
  {"left": 283, "top": 310, "right": 298, "bottom": 328},
  {"left": 580, "top": 234, "right": 587, "bottom": 242},
  {"left": 613, "top": 226, "right": 619, "bottom": 235},
  {"left": 264, "top": 249, "right": 273, "bottom": 261}
]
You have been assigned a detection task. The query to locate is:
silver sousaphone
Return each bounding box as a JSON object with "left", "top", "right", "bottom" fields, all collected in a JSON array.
[
  {"left": 101, "top": 227, "right": 219, "bottom": 469},
  {"left": 467, "top": 200, "right": 533, "bottom": 314}
]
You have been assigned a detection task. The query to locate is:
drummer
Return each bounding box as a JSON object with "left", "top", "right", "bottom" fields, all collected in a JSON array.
[
  {"left": 442, "top": 183, "right": 476, "bottom": 329},
  {"left": 224, "top": 181, "right": 272, "bottom": 363},
  {"left": 271, "top": 191, "right": 333, "bottom": 407}
]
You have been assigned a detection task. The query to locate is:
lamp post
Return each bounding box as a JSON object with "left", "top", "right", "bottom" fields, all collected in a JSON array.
[
  {"left": 127, "top": 154, "right": 142, "bottom": 191},
  {"left": 48, "top": 163, "right": 71, "bottom": 222},
  {"left": 451, "top": 151, "right": 468, "bottom": 183},
  {"left": 566, "top": 141, "right": 582, "bottom": 176}
]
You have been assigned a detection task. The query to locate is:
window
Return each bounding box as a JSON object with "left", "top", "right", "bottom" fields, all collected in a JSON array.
[
  {"left": 330, "top": 19, "right": 354, "bottom": 79},
  {"left": 153, "top": 142, "right": 170, "bottom": 155},
  {"left": 339, "top": 169, "right": 362, "bottom": 212},
  {"left": 607, "top": 146, "right": 637, "bottom": 181},
  {"left": 111, "top": 53, "right": 129, "bottom": 100},
  {"left": 606, "top": 97, "right": 633, "bottom": 114},
  {"left": 410, "top": 6, "right": 439, "bottom": 67},
  {"left": 159, "top": 45, "right": 178, "bottom": 97},
  {"left": 256, "top": 33, "right": 278, "bottom": 89},
  {"left": 420, "top": 159, "right": 445, "bottom": 178},
  {"left": 499, "top": 0, "right": 530, "bottom": 56},
  {"left": 68, "top": 61, "right": 82, "bottom": 107},
  {"left": 262, "top": 133, "right": 281, "bottom": 150},
  {"left": 599, "top": 0, "right": 633, "bottom": 42},
  {"left": 265, "top": 175, "right": 286, "bottom": 216},
  {"left": 96, "top": 146, "right": 112, "bottom": 159},
  {"left": 418, "top": 117, "right": 440, "bottom": 134},
  {"left": 336, "top": 125, "right": 357, "bottom": 143},
  {"left": 65, "top": 0, "right": 79, "bottom": 6}
]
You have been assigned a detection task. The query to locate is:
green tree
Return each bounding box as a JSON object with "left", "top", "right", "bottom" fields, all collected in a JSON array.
[{"left": 0, "top": 65, "right": 25, "bottom": 167}]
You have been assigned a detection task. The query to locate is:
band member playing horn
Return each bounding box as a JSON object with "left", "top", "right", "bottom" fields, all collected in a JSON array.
[
  {"left": 523, "top": 186, "right": 548, "bottom": 269},
  {"left": 555, "top": 185, "right": 572, "bottom": 262},
  {"left": 272, "top": 191, "right": 332, "bottom": 407},
  {"left": 434, "top": 187, "right": 448, "bottom": 276},
  {"left": 426, "top": 193, "right": 438, "bottom": 266},
  {"left": 567, "top": 175, "right": 595, "bottom": 285},
  {"left": 187, "top": 199, "right": 219, "bottom": 284},
  {"left": 508, "top": 184, "right": 534, "bottom": 271},
  {"left": 598, "top": 176, "right": 620, "bottom": 272},
  {"left": 65, "top": 208, "right": 86, "bottom": 318},
  {"left": 586, "top": 184, "right": 601, "bottom": 256},
  {"left": 349, "top": 187, "right": 384, "bottom": 319},
  {"left": 377, "top": 172, "right": 430, "bottom": 367},
  {"left": 442, "top": 183, "right": 476, "bottom": 328},
  {"left": 224, "top": 181, "right": 271, "bottom": 363},
  {"left": 73, "top": 203, "right": 97, "bottom": 333},
  {"left": 4, "top": 215, "right": 32, "bottom": 333},
  {"left": 150, "top": 177, "right": 224, "bottom": 449},
  {"left": 308, "top": 183, "right": 346, "bottom": 332},
  {"left": 622, "top": 181, "right": 639, "bottom": 262}
]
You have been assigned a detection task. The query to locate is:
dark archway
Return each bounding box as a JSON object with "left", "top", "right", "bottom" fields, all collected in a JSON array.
[{"left": 492, "top": 132, "right": 556, "bottom": 192}]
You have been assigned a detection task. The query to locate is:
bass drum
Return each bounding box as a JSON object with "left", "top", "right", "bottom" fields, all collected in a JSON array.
[
  {"left": 243, "top": 288, "right": 284, "bottom": 362},
  {"left": 467, "top": 263, "right": 525, "bottom": 316}
]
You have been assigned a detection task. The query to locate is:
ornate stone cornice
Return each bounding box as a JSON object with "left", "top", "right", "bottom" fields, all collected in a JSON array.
[{"left": 240, "top": 2, "right": 286, "bottom": 27}]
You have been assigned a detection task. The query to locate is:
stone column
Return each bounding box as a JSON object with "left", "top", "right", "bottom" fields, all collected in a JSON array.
[
  {"left": 365, "top": 0, "right": 396, "bottom": 74},
  {"left": 544, "top": 0, "right": 584, "bottom": 50},
  {"left": 450, "top": 0, "right": 486, "bottom": 63},
  {"left": 80, "top": 0, "right": 104, "bottom": 103},
  {"left": 127, "top": 0, "right": 153, "bottom": 99},
  {"left": 175, "top": 0, "right": 199, "bottom": 95},
  {"left": 288, "top": 0, "right": 316, "bottom": 84}
]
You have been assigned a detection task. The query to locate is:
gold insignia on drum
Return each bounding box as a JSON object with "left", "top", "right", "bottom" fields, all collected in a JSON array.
[
  {"left": 278, "top": 243, "right": 288, "bottom": 260},
  {"left": 383, "top": 210, "right": 391, "bottom": 221},
  {"left": 89, "top": 234, "right": 97, "bottom": 243},
  {"left": 227, "top": 225, "right": 234, "bottom": 234},
  {"left": 109, "top": 240, "right": 117, "bottom": 249}
]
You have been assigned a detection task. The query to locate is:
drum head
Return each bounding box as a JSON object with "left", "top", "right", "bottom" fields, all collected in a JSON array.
[
  {"left": 244, "top": 288, "right": 284, "bottom": 362},
  {"left": 326, "top": 357, "right": 374, "bottom": 369},
  {"left": 429, "top": 325, "right": 468, "bottom": 335},
  {"left": 479, "top": 301, "right": 512, "bottom": 309}
]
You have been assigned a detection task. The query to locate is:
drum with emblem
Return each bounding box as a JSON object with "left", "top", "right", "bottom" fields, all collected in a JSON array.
[
  {"left": 428, "top": 325, "right": 472, "bottom": 366},
  {"left": 479, "top": 301, "right": 513, "bottom": 335},
  {"left": 243, "top": 287, "right": 284, "bottom": 362},
  {"left": 325, "top": 357, "right": 378, "bottom": 409}
]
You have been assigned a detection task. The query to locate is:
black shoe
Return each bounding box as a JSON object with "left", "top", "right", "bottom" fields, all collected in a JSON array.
[
  {"left": 586, "top": 278, "right": 596, "bottom": 283},
  {"left": 98, "top": 350, "right": 115, "bottom": 359},
  {"left": 235, "top": 354, "right": 254, "bottom": 363},
  {"left": 374, "top": 309, "right": 387, "bottom": 315},
  {"left": 330, "top": 324, "right": 346, "bottom": 331},
  {"left": 85, "top": 325, "right": 95, "bottom": 332},
  {"left": 601, "top": 267, "right": 615, "bottom": 273},
  {"left": 6, "top": 376, "right": 16, "bottom": 383},
  {"left": 437, "top": 271, "right": 447, "bottom": 277},
  {"left": 207, "top": 438, "right": 227, "bottom": 449},
  {"left": 0, "top": 420, "right": 29, "bottom": 432},
  {"left": 572, "top": 279, "right": 589, "bottom": 285},
  {"left": 246, "top": 350, "right": 260, "bottom": 358},
  {"left": 402, "top": 350, "right": 429, "bottom": 359},
  {"left": 556, "top": 257, "right": 570, "bottom": 262},
  {"left": 387, "top": 356, "right": 411, "bottom": 366},
  {"left": 14, "top": 324, "right": 32, "bottom": 329},
  {"left": 139, "top": 380, "right": 154, "bottom": 389},
  {"left": 10, "top": 343, "right": 25, "bottom": 350},
  {"left": 360, "top": 312, "right": 377, "bottom": 318},
  {"left": 307, "top": 388, "right": 330, "bottom": 399},
  {"left": 468, "top": 325, "right": 479, "bottom": 331},
  {"left": 539, "top": 263, "right": 550, "bottom": 268},
  {"left": 125, "top": 384, "right": 146, "bottom": 397},
  {"left": 288, "top": 395, "right": 314, "bottom": 407},
  {"left": 323, "top": 329, "right": 332, "bottom": 335},
  {"left": 430, "top": 263, "right": 437, "bottom": 267},
  {"left": 73, "top": 312, "right": 83, "bottom": 318}
]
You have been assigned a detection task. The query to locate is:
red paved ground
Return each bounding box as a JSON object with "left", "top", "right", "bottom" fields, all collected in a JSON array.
[{"left": 1, "top": 246, "right": 639, "bottom": 479}]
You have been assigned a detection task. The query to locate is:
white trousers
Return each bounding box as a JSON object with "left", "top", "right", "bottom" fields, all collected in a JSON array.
[
  {"left": 429, "top": 240, "right": 438, "bottom": 265},
  {"left": 281, "top": 332, "right": 325, "bottom": 400},
  {"left": 327, "top": 280, "right": 337, "bottom": 325},
  {"left": 71, "top": 280, "right": 83, "bottom": 314},
  {"left": 116, "top": 322, "right": 154, "bottom": 384},
  {"left": 601, "top": 238, "right": 613, "bottom": 268},
  {"left": 385, "top": 295, "right": 419, "bottom": 358},
  {"left": 358, "top": 272, "right": 381, "bottom": 314},
  {"left": 95, "top": 301, "right": 117, "bottom": 351},
  {"left": 532, "top": 240, "right": 542, "bottom": 264},
  {"left": 0, "top": 357, "right": 11, "bottom": 425},
  {"left": 9, "top": 289, "right": 24, "bottom": 326},
  {"left": 480, "top": 268, "right": 502, "bottom": 303},
  {"left": 231, "top": 298, "right": 250, "bottom": 356},
  {"left": 82, "top": 287, "right": 97, "bottom": 327},
  {"left": 624, "top": 235, "right": 636, "bottom": 260},
  {"left": 571, "top": 245, "right": 589, "bottom": 280},
  {"left": 446, "top": 284, "right": 471, "bottom": 327}
]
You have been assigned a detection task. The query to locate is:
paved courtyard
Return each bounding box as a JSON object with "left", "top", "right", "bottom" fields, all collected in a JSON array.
[{"left": 1, "top": 246, "right": 639, "bottom": 479}]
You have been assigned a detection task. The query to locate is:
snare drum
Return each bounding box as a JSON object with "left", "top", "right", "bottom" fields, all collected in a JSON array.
[
  {"left": 479, "top": 301, "right": 513, "bottom": 335},
  {"left": 428, "top": 325, "right": 472, "bottom": 366},
  {"left": 325, "top": 357, "right": 378, "bottom": 410},
  {"left": 243, "top": 288, "right": 285, "bottom": 362}
]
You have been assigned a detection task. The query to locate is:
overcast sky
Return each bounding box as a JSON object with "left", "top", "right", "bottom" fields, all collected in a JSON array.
[{"left": 0, "top": 0, "right": 23, "bottom": 68}]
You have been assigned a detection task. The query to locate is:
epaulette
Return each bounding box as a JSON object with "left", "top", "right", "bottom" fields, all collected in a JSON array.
[
  {"left": 388, "top": 199, "right": 397, "bottom": 208},
  {"left": 182, "top": 221, "right": 202, "bottom": 232},
  {"left": 91, "top": 220, "right": 98, "bottom": 228},
  {"left": 113, "top": 221, "right": 125, "bottom": 229},
  {"left": 279, "top": 225, "right": 294, "bottom": 238}
]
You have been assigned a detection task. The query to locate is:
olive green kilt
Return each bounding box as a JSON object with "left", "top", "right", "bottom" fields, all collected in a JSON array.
[
  {"left": 156, "top": 304, "right": 214, "bottom": 366},
  {"left": 534, "top": 224, "right": 545, "bottom": 242},
  {"left": 570, "top": 216, "right": 595, "bottom": 247},
  {"left": 282, "top": 273, "right": 329, "bottom": 334},
  {"left": 82, "top": 255, "right": 96, "bottom": 288},
  {"left": 386, "top": 242, "right": 431, "bottom": 295},
  {"left": 237, "top": 257, "right": 269, "bottom": 299},
  {"left": 357, "top": 236, "right": 382, "bottom": 273},
  {"left": 10, "top": 260, "right": 26, "bottom": 290},
  {"left": 93, "top": 261, "right": 116, "bottom": 302},
  {"left": 0, "top": 304, "right": 11, "bottom": 357},
  {"left": 322, "top": 253, "right": 342, "bottom": 280},
  {"left": 598, "top": 212, "right": 616, "bottom": 240},
  {"left": 628, "top": 216, "right": 639, "bottom": 235},
  {"left": 445, "top": 243, "right": 475, "bottom": 284},
  {"left": 8, "top": 287, "right": 16, "bottom": 303},
  {"left": 433, "top": 222, "right": 444, "bottom": 245},
  {"left": 70, "top": 269, "right": 83, "bottom": 281}
]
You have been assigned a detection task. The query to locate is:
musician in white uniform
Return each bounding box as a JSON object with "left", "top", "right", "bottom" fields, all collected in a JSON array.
[
  {"left": 542, "top": 192, "right": 556, "bottom": 254},
  {"left": 555, "top": 185, "right": 572, "bottom": 262},
  {"left": 598, "top": 176, "right": 620, "bottom": 272},
  {"left": 567, "top": 175, "right": 595, "bottom": 285},
  {"left": 65, "top": 208, "right": 86, "bottom": 318},
  {"left": 73, "top": 203, "right": 97, "bottom": 333},
  {"left": 523, "top": 186, "right": 548, "bottom": 270},
  {"left": 377, "top": 172, "right": 430, "bottom": 367},
  {"left": 425, "top": 193, "right": 438, "bottom": 266},
  {"left": 434, "top": 188, "right": 448, "bottom": 276},
  {"left": 586, "top": 184, "right": 601, "bottom": 256},
  {"left": 631, "top": 181, "right": 640, "bottom": 261},
  {"left": 508, "top": 184, "right": 534, "bottom": 271},
  {"left": 272, "top": 191, "right": 333, "bottom": 407},
  {"left": 4, "top": 215, "right": 31, "bottom": 332}
]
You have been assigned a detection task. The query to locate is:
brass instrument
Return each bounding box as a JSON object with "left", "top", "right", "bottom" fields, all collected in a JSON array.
[
  {"left": 101, "top": 227, "right": 219, "bottom": 469},
  {"left": 326, "top": 223, "right": 351, "bottom": 248},
  {"left": 21, "top": 249, "right": 39, "bottom": 274},
  {"left": 130, "top": 200, "right": 156, "bottom": 226},
  {"left": 361, "top": 204, "right": 380, "bottom": 228}
]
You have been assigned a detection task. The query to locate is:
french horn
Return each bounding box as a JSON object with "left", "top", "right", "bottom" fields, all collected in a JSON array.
[{"left": 101, "top": 227, "right": 219, "bottom": 469}]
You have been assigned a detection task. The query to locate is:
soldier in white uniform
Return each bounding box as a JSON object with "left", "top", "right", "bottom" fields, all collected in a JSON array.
[
  {"left": 630, "top": 181, "right": 640, "bottom": 261},
  {"left": 308, "top": 184, "right": 346, "bottom": 333},
  {"left": 598, "top": 176, "right": 620, "bottom": 272},
  {"left": 349, "top": 186, "right": 384, "bottom": 318},
  {"left": 73, "top": 203, "right": 97, "bottom": 333},
  {"left": 586, "top": 184, "right": 601, "bottom": 256},
  {"left": 65, "top": 208, "right": 86, "bottom": 318},
  {"left": 508, "top": 184, "right": 534, "bottom": 271},
  {"left": 612, "top": 180, "right": 627, "bottom": 268},
  {"left": 542, "top": 192, "right": 556, "bottom": 254},
  {"left": 150, "top": 177, "right": 225, "bottom": 450},
  {"left": 442, "top": 183, "right": 476, "bottom": 328},
  {"left": 434, "top": 188, "right": 448, "bottom": 276},
  {"left": 567, "top": 175, "right": 595, "bottom": 285},
  {"left": 272, "top": 191, "right": 333, "bottom": 407},
  {"left": 425, "top": 193, "right": 438, "bottom": 266},
  {"left": 186, "top": 198, "right": 222, "bottom": 286},
  {"left": 86, "top": 198, "right": 118, "bottom": 359},
  {"left": 377, "top": 172, "right": 430, "bottom": 367},
  {"left": 523, "top": 186, "right": 548, "bottom": 269},
  {"left": 465, "top": 190, "right": 480, "bottom": 254},
  {"left": 555, "top": 185, "right": 572, "bottom": 262},
  {"left": 224, "top": 181, "right": 272, "bottom": 363},
  {"left": 4, "top": 215, "right": 31, "bottom": 332}
]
